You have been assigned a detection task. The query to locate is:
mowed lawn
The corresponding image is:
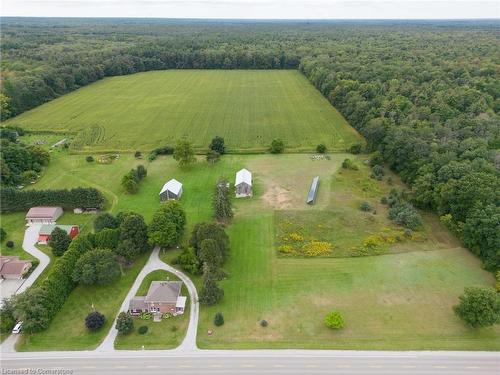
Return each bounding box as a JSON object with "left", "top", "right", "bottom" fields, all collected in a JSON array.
[
  {"left": 5, "top": 70, "right": 362, "bottom": 152},
  {"left": 10, "top": 150, "right": 499, "bottom": 350}
]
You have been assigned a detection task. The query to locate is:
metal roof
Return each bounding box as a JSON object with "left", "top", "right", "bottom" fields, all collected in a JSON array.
[
  {"left": 235, "top": 169, "right": 252, "bottom": 186},
  {"left": 160, "top": 179, "right": 182, "bottom": 195},
  {"left": 306, "top": 176, "right": 320, "bottom": 204},
  {"left": 39, "top": 224, "right": 77, "bottom": 236},
  {"left": 26, "top": 206, "right": 62, "bottom": 219}
]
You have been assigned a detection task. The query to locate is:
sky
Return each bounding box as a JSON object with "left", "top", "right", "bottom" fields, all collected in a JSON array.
[{"left": 1, "top": 0, "right": 499, "bottom": 19}]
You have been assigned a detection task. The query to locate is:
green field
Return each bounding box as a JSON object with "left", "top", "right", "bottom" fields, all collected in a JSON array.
[
  {"left": 5, "top": 70, "right": 362, "bottom": 152},
  {"left": 9, "top": 149, "right": 498, "bottom": 351}
]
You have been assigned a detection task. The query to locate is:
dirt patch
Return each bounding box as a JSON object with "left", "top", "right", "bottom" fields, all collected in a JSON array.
[{"left": 262, "top": 183, "right": 293, "bottom": 209}]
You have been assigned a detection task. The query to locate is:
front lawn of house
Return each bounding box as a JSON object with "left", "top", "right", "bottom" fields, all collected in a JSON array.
[
  {"left": 114, "top": 270, "right": 190, "bottom": 350},
  {"left": 17, "top": 253, "right": 149, "bottom": 351}
]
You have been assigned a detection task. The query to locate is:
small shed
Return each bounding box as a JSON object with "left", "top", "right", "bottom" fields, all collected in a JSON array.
[
  {"left": 235, "top": 169, "right": 253, "bottom": 198},
  {"left": 159, "top": 179, "right": 183, "bottom": 201},
  {"left": 306, "top": 176, "right": 320, "bottom": 205},
  {"left": 25, "top": 206, "right": 63, "bottom": 225}
]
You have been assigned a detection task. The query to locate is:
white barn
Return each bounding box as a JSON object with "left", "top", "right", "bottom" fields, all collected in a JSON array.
[
  {"left": 159, "top": 179, "right": 183, "bottom": 201},
  {"left": 235, "top": 169, "right": 253, "bottom": 198}
]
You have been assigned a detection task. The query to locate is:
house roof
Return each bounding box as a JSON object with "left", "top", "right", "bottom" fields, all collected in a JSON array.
[
  {"left": 0, "top": 256, "right": 19, "bottom": 268},
  {"left": 129, "top": 296, "right": 147, "bottom": 311},
  {"left": 39, "top": 224, "right": 77, "bottom": 236},
  {"left": 0, "top": 256, "right": 31, "bottom": 276},
  {"left": 26, "top": 206, "right": 62, "bottom": 219},
  {"left": 144, "top": 281, "right": 182, "bottom": 303},
  {"left": 235, "top": 168, "right": 252, "bottom": 186},
  {"left": 160, "top": 179, "right": 182, "bottom": 196}
]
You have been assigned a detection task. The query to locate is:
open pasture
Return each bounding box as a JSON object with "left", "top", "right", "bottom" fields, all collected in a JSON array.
[{"left": 5, "top": 70, "right": 362, "bottom": 152}]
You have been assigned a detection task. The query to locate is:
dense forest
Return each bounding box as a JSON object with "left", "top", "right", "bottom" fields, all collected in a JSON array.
[{"left": 0, "top": 18, "right": 499, "bottom": 271}]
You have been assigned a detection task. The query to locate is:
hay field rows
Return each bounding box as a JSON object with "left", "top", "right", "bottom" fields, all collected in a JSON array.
[{"left": 5, "top": 70, "right": 362, "bottom": 152}]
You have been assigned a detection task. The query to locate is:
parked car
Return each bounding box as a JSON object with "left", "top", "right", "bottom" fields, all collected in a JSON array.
[{"left": 12, "top": 321, "right": 23, "bottom": 334}]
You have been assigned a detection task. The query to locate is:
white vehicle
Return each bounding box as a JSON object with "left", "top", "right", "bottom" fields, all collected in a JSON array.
[{"left": 12, "top": 321, "right": 23, "bottom": 334}]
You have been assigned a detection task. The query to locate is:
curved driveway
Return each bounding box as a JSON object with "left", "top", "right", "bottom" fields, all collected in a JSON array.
[
  {"left": 96, "top": 246, "right": 199, "bottom": 351},
  {"left": 17, "top": 224, "right": 50, "bottom": 294}
]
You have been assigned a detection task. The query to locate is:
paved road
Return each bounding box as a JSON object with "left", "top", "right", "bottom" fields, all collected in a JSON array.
[
  {"left": 1, "top": 351, "right": 498, "bottom": 374},
  {"left": 97, "top": 246, "right": 199, "bottom": 351}
]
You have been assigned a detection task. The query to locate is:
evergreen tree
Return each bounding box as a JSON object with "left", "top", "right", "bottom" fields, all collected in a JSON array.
[
  {"left": 213, "top": 178, "right": 233, "bottom": 222},
  {"left": 49, "top": 227, "right": 71, "bottom": 256},
  {"left": 199, "top": 275, "right": 224, "bottom": 305}
]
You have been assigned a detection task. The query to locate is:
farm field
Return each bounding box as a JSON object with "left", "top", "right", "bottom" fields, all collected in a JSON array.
[
  {"left": 9, "top": 149, "right": 498, "bottom": 351},
  {"left": 4, "top": 70, "right": 362, "bottom": 153}
]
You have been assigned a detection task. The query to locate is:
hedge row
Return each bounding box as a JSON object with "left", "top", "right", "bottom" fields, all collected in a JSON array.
[
  {"left": 13, "top": 234, "right": 94, "bottom": 333},
  {"left": 0, "top": 187, "right": 106, "bottom": 213}
]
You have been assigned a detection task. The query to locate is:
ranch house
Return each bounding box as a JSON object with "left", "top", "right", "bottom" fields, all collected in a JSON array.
[
  {"left": 235, "top": 168, "right": 253, "bottom": 198},
  {"left": 129, "top": 280, "right": 186, "bottom": 316},
  {"left": 25, "top": 206, "right": 63, "bottom": 225},
  {"left": 0, "top": 256, "right": 32, "bottom": 280},
  {"left": 37, "top": 224, "right": 80, "bottom": 244},
  {"left": 159, "top": 179, "right": 183, "bottom": 201}
]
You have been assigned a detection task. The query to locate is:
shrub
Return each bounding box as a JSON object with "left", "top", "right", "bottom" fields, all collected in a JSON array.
[
  {"left": 453, "top": 287, "right": 500, "bottom": 328},
  {"left": 371, "top": 164, "right": 385, "bottom": 180},
  {"left": 85, "top": 311, "right": 105, "bottom": 331},
  {"left": 360, "top": 201, "right": 372, "bottom": 212},
  {"left": 380, "top": 196, "right": 388, "bottom": 205},
  {"left": 260, "top": 319, "right": 268, "bottom": 327},
  {"left": 116, "top": 312, "right": 134, "bottom": 335},
  {"left": 134, "top": 151, "right": 142, "bottom": 158},
  {"left": 86, "top": 156, "right": 94, "bottom": 162},
  {"left": 316, "top": 144, "right": 327, "bottom": 153},
  {"left": 369, "top": 151, "right": 384, "bottom": 166},
  {"left": 0, "top": 227, "right": 6, "bottom": 242},
  {"left": 342, "top": 158, "right": 358, "bottom": 170},
  {"left": 171, "top": 325, "right": 178, "bottom": 332},
  {"left": 138, "top": 325, "right": 148, "bottom": 335},
  {"left": 388, "top": 202, "right": 423, "bottom": 229},
  {"left": 209, "top": 136, "right": 225, "bottom": 155},
  {"left": 349, "top": 143, "right": 362, "bottom": 154},
  {"left": 214, "top": 312, "right": 224, "bottom": 326},
  {"left": 324, "top": 311, "right": 345, "bottom": 329},
  {"left": 6, "top": 240, "right": 14, "bottom": 248},
  {"left": 270, "top": 139, "right": 285, "bottom": 154}
]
